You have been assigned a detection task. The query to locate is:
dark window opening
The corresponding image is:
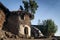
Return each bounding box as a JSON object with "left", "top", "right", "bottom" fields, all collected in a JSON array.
[
  {"left": 24, "top": 27, "right": 28, "bottom": 34},
  {"left": 20, "top": 15, "right": 24, "bottom": 20}
]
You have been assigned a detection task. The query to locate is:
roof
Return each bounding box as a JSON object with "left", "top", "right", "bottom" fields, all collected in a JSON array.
[{"left": 31, "top": 25, "right": 44, "bottom": 37}]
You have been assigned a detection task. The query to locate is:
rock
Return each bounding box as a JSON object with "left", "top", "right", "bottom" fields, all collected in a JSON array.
[
  {"left": 0, "top": 10, "right": 5, "bottom": 30},
  {"left": 5, "top": 31, "right": 14, "bottom": 38},
  {"left": 0, "top": 30, "right": 5, "bottom": 38}
]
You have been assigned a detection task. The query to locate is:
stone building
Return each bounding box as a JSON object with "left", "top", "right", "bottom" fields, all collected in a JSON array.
[
  {"left": 6, "top": 11, "right": 32, "bottom": 38},
  {"left": 0, "top": 2, "right": 60, "bottom": 40},
  {"left": 0, "top": 2, "right": 33, "bottom": 38},
  {"left": 0, "top": 2, "right": 43, "bottom": 38}
]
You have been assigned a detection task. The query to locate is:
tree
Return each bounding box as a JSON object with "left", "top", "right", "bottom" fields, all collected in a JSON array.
[
  {"left": 20, "top": 0, "right": 38, "bottom": 19},
  {"left": 22, "top": 0, "right": 29, "bottom": 12},
  {"left": 29, "top": 0, "right": 38, "bottom": 14},
  {"left": 20, "top": 6, "right": 23, "bottom": 11},
  {"left": 42, "top": 19, "right": 57, "bottom": 37}
]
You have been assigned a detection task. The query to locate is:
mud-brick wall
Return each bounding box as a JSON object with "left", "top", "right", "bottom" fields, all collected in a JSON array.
[{"left": 0, "top": 10, "right": 5, "bottom": 30}]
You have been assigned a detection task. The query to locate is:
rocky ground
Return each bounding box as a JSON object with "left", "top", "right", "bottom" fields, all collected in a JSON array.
[
  {"left": 0, "top": 30, "right": 59, "bottom": 40},
  {"left": 0, "top": 30, "right": 21, "bottom": 40}
]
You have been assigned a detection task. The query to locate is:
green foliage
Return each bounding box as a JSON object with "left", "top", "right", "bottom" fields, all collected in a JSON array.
[
  {"left": 23, "top": 1, "right": 29, "bottom": 12},
  {"left": 42, "top": 19, "right": 57, "bottom": 37},
  {"left": 29, "top": 0, "right": 38, "bottom": 14},
  {"left": 20, "top": 0, "right": 38, "bottom": 19},
  {"left": 37, "top": 19, "right": 57, "bottom": 37},
  {"left": 20, "top": 6, "right": 23, "bottom": 10}
]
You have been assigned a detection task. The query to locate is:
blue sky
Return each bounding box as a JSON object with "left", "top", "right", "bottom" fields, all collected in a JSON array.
[{"left": 0, "top": 0, "right": 60, "bottom": 36}]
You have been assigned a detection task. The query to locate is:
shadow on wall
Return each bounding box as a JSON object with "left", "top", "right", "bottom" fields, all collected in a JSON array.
[{"left": 3, "top": 13, "right": 19, "bottom": 35}]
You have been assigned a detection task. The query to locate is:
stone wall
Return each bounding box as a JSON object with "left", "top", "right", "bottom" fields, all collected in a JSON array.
[
  {"left": 0, "top": 10, "right": 5, "bottom": 30},
  {"left": 19, "top": 14, "right": 31, "bottom": 38},
  {"left": 3, "top": 11, "right": 31, "bottom": 38},
  {"left": 24, "top": 14, "right": 31, "bottom": 26},
  {"left": 4, "top": 13, "right": 19, "bottom": 35}
]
